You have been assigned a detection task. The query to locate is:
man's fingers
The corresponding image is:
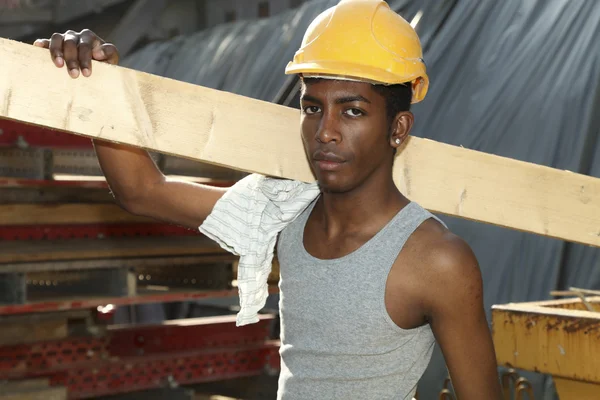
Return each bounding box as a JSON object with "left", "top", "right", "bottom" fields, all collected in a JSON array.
[
  {"left": 48, "top": 33, "right": 65, "bottom": 68},
  {"left": 37, "top": 28, "right": 117, "bottom": 77},
  {"left": 33, "top": 39, "right": 50, "bottom": 49},
  {"left": 63, "top": 31, "right": 80, "bottom": 78},
  {"left": 78, "top": 31, "right": 95, "bottom": 77},
  {"left": 92, "top": 43, "right": 120, "bottom": 65}
]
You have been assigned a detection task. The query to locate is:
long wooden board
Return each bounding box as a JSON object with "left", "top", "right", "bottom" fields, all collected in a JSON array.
[
  {"left": 1, "top": 38, "right": 599, "bottom": 247},
  {"left": 0, "top": 388, "right": 67, "bottom": 400},
  {"left": 0, "top": 313, "right": 69, "bottom": 345}
]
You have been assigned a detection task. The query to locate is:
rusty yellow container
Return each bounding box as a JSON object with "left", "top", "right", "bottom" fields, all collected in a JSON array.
[{"left": 492, "top": 296, "right": 600, "bottom": 399}]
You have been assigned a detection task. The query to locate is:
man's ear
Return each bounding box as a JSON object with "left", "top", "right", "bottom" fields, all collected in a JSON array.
[{"left": 389, "top": 111, "right": 414, "bottom": 149}]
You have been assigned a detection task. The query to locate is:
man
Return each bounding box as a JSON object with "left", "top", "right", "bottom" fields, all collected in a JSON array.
[{"left": 34, "top": 0, "right": 502, "bottom": 398}]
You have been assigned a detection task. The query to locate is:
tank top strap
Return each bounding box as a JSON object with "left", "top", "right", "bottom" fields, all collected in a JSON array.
[
  {"left": 377, "top": 201, "right": 447, "bottom": 266},
  {"left": 277, "top": 196, "right": 318, "bottom": 257}
]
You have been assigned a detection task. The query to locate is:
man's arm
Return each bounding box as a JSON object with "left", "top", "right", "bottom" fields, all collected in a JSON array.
[
  {"left": 423, "top": 234, "right": 503, "bottom": 400},
  {"left": 93, "top": 141, "right": 227, "bottom": 229},
  {"left": 35, "top": 30, "right": 227, "bottom": 230}
]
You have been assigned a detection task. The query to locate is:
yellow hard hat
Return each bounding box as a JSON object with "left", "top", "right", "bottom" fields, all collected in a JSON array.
[{"left": 285, "top": 0, "right": 429, "bottom": 103}]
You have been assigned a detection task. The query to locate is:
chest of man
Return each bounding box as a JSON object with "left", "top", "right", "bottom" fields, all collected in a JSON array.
[{"left": 298, "top": 215, "right": 433, "bottom": 331}]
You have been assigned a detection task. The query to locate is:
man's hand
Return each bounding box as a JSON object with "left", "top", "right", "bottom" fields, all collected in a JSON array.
[
  {"left": 32, "top": 29, "right": 225, "bottom": 230},
  {"left": 33, "top": 29, "right": 119, "bottom": 78}
]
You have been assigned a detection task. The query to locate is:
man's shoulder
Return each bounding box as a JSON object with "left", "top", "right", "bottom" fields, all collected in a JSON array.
[
  {"left": 411, "top": 217, "right": 478, "bottom": 276},
  {"left": 392, "top": 213, "right": 480, "bottom": 298},
  {"left": 385, "top": 210, "right": 481, "bottom": 327},
  {"left": 404, "top": 217, "right": 482, "bottom": 317}
]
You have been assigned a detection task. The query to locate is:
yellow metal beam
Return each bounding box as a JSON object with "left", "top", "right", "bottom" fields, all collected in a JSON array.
[
  {"left": 492, "top": 297, "right": 600, "bottom": 399},
  {"left": 554, "top": 378, "right": 600, "bottom": 400}
]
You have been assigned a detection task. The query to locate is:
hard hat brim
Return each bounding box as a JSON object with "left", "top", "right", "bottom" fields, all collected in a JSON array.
[{"left": 285, "top": 60, "right": 428, "bottom": 103}]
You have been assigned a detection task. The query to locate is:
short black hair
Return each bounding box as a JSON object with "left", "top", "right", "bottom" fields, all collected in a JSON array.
[{"left": 371, "top": 83, "right": 412, "bottom": 127}]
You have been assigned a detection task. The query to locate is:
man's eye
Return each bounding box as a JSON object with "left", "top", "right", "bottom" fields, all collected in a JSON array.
[
  {"left": 345, "top": 108, "right": 364, "bottom": 117},
  {"left": 304, "top": 106, "right": 321, "bottom": 115}
]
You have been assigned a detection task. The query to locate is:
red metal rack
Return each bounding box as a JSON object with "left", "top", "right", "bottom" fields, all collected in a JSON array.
[
  {"left": 0, "top": 315, "right": 280, "bottom": 399},
  {"left": 0, "top": 118, "right": 280, "bottom": 399}
]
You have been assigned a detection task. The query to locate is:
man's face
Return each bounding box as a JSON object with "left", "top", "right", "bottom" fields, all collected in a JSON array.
[{"left": 300, "top": 79, "right": 394, "bottom": 193}]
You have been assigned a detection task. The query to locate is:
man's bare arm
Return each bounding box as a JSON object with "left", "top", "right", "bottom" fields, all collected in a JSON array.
[
  {"left": 423, "top": 234, "right": 503, "bottom": 400},
  {"left": 93, "top": 141, "right": 226, "bottom": 229},
  {"left": 35, "top": 30, "right": 227, "bottom": 230}
]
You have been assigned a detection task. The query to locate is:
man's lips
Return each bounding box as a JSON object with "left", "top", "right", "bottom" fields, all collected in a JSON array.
[
  {"left": 313, "top": 151, "right": 346, "bottom": 171},
  {"left": 313, "top": 150, "right": 345, "bottom": 163}
]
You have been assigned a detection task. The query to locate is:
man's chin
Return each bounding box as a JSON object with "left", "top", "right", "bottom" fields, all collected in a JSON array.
[{"left": 316, "top": 175, "right": 353, "bottom": 194}]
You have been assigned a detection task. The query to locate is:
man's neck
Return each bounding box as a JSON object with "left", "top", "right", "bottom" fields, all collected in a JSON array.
[{"left": 316, "top": 175, "right": 409, "bottom": 238}]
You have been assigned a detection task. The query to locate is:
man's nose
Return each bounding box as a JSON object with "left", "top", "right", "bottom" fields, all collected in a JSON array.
[{"left": 316, "top": 113, "right": 342, "bottom": 144}]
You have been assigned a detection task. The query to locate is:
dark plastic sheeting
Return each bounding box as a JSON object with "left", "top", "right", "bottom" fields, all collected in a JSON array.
[{"left": 122, "top": 1, "right": 600, "bottom": 398}]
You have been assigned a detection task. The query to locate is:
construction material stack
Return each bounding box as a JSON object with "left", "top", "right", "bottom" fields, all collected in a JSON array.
[{"left": 0, "top": 119, "right": 279, "bottom": 399}]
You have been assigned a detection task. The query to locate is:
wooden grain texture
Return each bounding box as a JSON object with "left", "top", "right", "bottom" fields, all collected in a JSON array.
[
  {"left": 0, "top": 379, "right": 50, "bottom": 393},
  {"left": 0, "top": 236, "right": 226, "bottom": 263},
  {"left": 0, "top": 315, "right": 67, "bottom": 345},
  {"left": 0, "top": 386, "right": 67, "bottom": 400},
  {"left": 492, "top": 298, "right": 600, "bottom": 383},
  {"left": 1, "top": 38, "right": 599, "bottom": 246}
]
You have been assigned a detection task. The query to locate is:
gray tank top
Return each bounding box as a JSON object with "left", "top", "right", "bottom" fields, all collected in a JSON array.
[{"left": 276, "top": 199, "right": 446, "bottom": 400}]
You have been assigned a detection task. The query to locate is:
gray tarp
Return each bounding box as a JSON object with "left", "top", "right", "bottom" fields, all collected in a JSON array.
[{"left": 122, "top": 1, "right": 600, "bottom": 398}]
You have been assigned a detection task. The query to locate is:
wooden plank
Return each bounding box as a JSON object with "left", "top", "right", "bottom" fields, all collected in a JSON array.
[
  {"left": 393, "top": 139, "right": 600, "bottom": 248},
  {"left": 0, "top": 236, "right": 226, "bottom": 264},
  {"left": 0, "top": 379, "right": 50, "bottom": 393},
  {"left": 0, "top": 314, "right": 68, "bottom": 345},
  {"left": 0, "top": 378, "right": 66, "bottom": 400},
  {"left": 492, "top": 299, "right": 600, "bottom": 383},
  {"left": 0, "top": 387, "right": 67, "bottom": 400},
  {"left": 1, "top": 38, "right": 599, "bottom": 247},
  {"left": 0, "top": 203, "right": 151, "bottom": 225}
]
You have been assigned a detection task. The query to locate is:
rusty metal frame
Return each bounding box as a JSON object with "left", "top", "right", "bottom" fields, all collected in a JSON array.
[
  {"left": 0, "top": 289, "right": 238, "bottom": 316},
  {"left": 0, "top": 119, "right": 269, "bottom": 399},
  {"left": 0, "top": 178, "right": 234, "bottom": 189},
  {"left": 0, "top": 286, "right": 280, "bottom": 316},
  {"left": 0, "top": 223, "right": 197, "bottom": 241},
  {"left": 492, "top": 296, "right": 600, "bottom": 398},
  {"left": 0, "top": 255, "right": 237, "bottom": 273},
  {"left": 0, "top": 120, "right": 93, "bottom": 149}
]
